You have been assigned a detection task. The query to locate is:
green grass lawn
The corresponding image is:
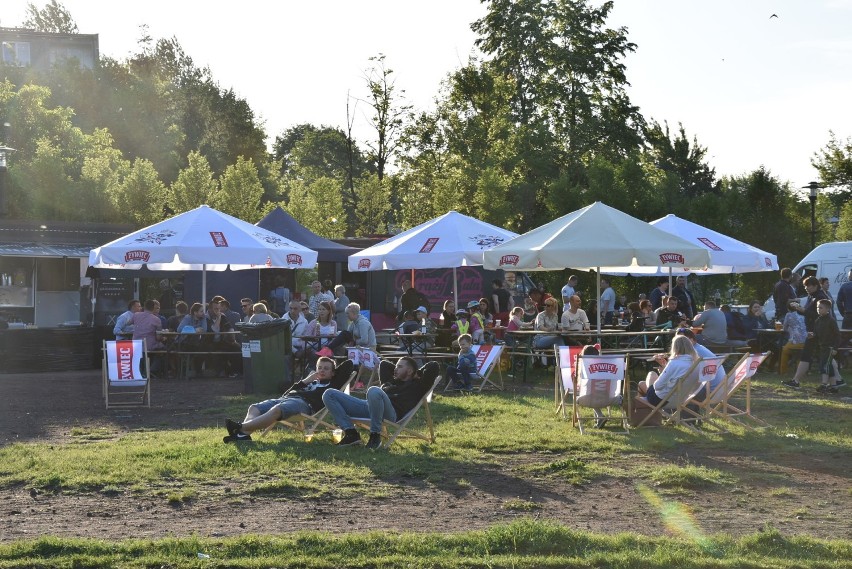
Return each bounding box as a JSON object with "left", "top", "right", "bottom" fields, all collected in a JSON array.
[{"left": 0, "top": 368, "right": 849, "bottom": 567}]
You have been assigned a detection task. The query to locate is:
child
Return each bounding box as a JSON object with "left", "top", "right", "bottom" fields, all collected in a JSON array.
[
  {"left": 467, "top": 300, "right": 485, "bottom": 344},
  {"left": 446, "top": 334, "right": 477, "bottom": 391},
  {"left": 397, "top": 310, "right": 420, "bottom": 335},
  {"left": 451, "top": 308, "right": 470, "bottom": 340},
  {"left": 813, "top": 299, "right": 841, "bottom": 394},
  {"left": 505, "top": 306, "right": 532, "bottom": 348}
]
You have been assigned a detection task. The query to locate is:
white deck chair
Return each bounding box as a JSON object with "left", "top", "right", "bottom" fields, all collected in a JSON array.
[
  {"left": 444, "top": 344, "right": 504, "bottom": 392},
  {"left": 555, "top": 345, "right": 584, "bottom": 419},
  {"left": 260, "top": 370, "right": 357, "bottom": 438},
  {"left": 102, "top": 340, "right": 151, "bottom": 409},
  {"left": 703, "top": 352, "right": 770, "bottom": 430},
  {"left": 632, "top": 357, "right": 705, "bottom": 432},
  {"left": 351, "top": 375, "right": 442, "bottom": 448},
  {"left": 347, "top": 347, "right": 380, "bottom": 390},
  {"left": 672, "top": 354, "right": 732, "bottom": 430},
  {"left": 573, "top": 353, "right": 629, "bottom": 434}
]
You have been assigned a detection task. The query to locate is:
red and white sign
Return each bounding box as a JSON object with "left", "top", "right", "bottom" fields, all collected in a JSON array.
[
  {"left": 286, "top": 253, "right": 303, "bottom": 266},
  {"left": 697, "top": 237, "right": 723, "bottom": 251},
  {"left": 106, "top": 340, "right": 144, "bottom": 381},
  {"left": 358, "top": 258, "right": 372, "bottom": 269},
  {"left": 659, "top": 252, "right": 685, "bottom": 264},
  {"left": 124, "top": 250, "right": 150, "bottom": 263},
  {"left": 500, "top": 254, "right": 520, "bottom": 266}
]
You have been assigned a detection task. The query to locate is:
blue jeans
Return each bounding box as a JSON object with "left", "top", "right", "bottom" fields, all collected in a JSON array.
[
  {"left": 322, "top": 386, "right": 397, "bottom": 433},
  {"left": 533, "top": 335, "right": 562, "bottom": 349},
  {"left": 252, "top": 396, "right": 312, "bottom": 419},
  {"left": 446, "top": 366, "right": 473, "bottom": 388}
]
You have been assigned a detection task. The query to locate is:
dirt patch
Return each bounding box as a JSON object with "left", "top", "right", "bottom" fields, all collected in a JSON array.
[{"left": 0, "top": 370, "right": 850, "bottom": 542}]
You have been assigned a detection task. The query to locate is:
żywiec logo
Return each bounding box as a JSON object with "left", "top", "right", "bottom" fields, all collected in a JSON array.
[
  {"left": 116, "top": 342, "right": 134, "bottom": 380},
  {"left": 124, "top": 250, "right": 150, "bottom": 263},
  {"left": 420, "top": 237, "right": 439, "bottom": 253},
  {"left": 588, "top": 363, "right": 618, "bottom": 374},
  {"left": 358, "top": 258, "right": 372, "bottom": 269},
  {"left": 749, "top": 360, "right": 761, "bottom": 372},
  {"left": 659, "top": 253, "right": 685, "bottom": 264},
  {"left": 702, "top": 364, "right": 717, "bottom": 376},
  {"left": 764, "top": 257, "right": 772, "bottom": 267},
  {"left": 210, "top": 232, "right": 228, "bottom": 247},
  {"left": 500, "top": 255, "right": 520, "bottom": 266},
  {"left": 286, "top": 254, "right": 303, "bottom": 266}
]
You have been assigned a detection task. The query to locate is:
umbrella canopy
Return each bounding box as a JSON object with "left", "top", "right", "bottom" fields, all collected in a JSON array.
[
  {"left": 348, "top": 210, "right": 518, "bottom": 272},
  {"left": 483, "top": 202, "right": 712, "bottom": 271},
  {"left": 89, "top": 205, "right": 318, "bottom": 301},
  {"left": 602, "top": 214, "right": 778, "bottom": 275},
  {"left": 256, "top": 206, "right": 356, "bottom": 263}
]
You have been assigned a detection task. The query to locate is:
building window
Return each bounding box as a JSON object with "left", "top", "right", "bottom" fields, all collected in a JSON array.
[{"left": 1, "top": 41, "right": 31, "bottom": 66}]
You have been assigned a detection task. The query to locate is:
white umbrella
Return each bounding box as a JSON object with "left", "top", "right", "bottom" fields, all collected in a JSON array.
[
  {"left": 348, "top": 210, "right": 518, "bottom": 307},
  {"left": 483, "top": 202, "right": 713, "bottom": 333},
  {"left": 483, "top": 202, "right": 712, "bottom": 272},
  {"left": 89, "top": 205, "right": 318, "bottom": 302},
  {"left": 602, "top": 214, "right": 778, "bottom": 275}
]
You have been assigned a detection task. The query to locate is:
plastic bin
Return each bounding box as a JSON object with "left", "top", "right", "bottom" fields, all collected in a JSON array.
[{"left": 235, "top": 320, "right": 292, "bottom": 394}]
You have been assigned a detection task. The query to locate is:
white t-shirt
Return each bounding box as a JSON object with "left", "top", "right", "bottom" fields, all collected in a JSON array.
[
  {"left": 600, "top": 287, "right": 616, "bottom": 312},
  {"left": 561, "top": 284, "right": 575, "bottom": 310}
]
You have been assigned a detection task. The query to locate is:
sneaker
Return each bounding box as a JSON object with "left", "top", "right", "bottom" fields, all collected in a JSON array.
[
  {"left": 223, "top": 432, "right": 252, "bottom": 443},
  {"left": 816, "top": 384, "right": 829, "bottom": 393},
  {"left": 365, "top": 432, "right": 382, "bottom": 450},
  {"left": 781, "top": 379, "right": 800, "bottom": 389},
  {"left": 337, "top": 429, "right": 362, "bottom": 446},
  {"left": 833, "top": 378, "right": 846, "bottom": 388},
  {"left": 317, "top": 347, "right": 334, "bottom": 358},
  {"left": 828, "top": 386, "right": 839, "bottom": 395},
  {"left": 225, "top": 418, "right": 242, "bottom": 436}
]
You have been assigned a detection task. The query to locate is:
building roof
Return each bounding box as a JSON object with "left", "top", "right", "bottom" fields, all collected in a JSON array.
[{"left": 0, "top": 220, "right": 133, "bottom": 258}]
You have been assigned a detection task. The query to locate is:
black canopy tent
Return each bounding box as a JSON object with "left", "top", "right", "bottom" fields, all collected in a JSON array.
[{"left": 256, "top": 207, "right": 357, "bottom": 263}]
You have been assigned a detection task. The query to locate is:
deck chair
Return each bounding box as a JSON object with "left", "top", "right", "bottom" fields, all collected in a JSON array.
[
  {"left": 352, "top": 361, "right": 442, "bottom": 448},
  {"left": 347, "top": 347, "right": 380, "bottom": 390},
  {"left": 671, "top": 354, "right": 732, "bottom": 430},
  {"left": 632, "top": 357, "right": 704, "bottom": 432},
  {"left": 102, "top": 340, "right": 151, "bottom": 409},
  {"left": 260, "top": 360, "right": 357, "bottom": 438},
  {"left": 701, "top": 352, "right": 770, "bottom": 430},
  {"left": 554, "top": 345, "right": 584, "bottom": 419},
  {"left": 444, "top": 344, "right": 504, "bottom": 392},
  {"left": 572, "top": 353, "right": 629, "bottom": 434}
]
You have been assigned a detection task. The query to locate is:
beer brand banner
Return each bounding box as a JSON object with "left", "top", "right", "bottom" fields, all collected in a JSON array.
[
  {"left": 106, "top": 340, "right": 144, "bottom": 381},
  {"left": 558, "top": 345, "right": 583, "bottom": 393},
  {"left": 471, "top": 344, "right": 502, "bottom": 374}
]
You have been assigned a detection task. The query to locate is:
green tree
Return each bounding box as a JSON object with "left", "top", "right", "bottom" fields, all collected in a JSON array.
[
  {"left": 78, "top": 128, "right": 130, "bottom": 222},
  {"left": 113, "top": 158, "right": 168, "bottom": 227},
  {"left": 811, "top": 131, "right": 852, "bottom": 215},
  {"left": 286, "top": 176, "right": 346, "bottom": 238},
  {"left": 644, "top": 120, "right": 718, "bottom": 203},
  {"left": 213, "top": 156, "right": 264, "bottom": 222},
  {"left": 353, "top": 173, "right": 391, "bottom": 235},
  {"left": 23, "top": 0, "right": 78, "bottom": 33},
  {"left": 363, "top": 54, "right": 411, "bottom": 182},
  {"left": 167, "top": 151, "right": 217, "bottom": 214}
]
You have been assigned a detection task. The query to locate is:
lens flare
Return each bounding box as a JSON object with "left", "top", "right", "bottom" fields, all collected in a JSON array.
[{"left": 637, "top": 483, "right": 716, "bottom": 552}]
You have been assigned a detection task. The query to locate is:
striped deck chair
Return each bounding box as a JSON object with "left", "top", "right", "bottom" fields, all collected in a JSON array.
[
  {"left": 555, "top": 345, "right": 583, "bottom": 420},
  {"left": 102, "top": 340, "right": 151, "bottom": 409},
  {"left": 703, "top": 352, "right": 770, "bottom": 430},
  {"left": 445, "top": 344, "right": 505, "bottom": 392},
  {"left": 632, "top": 357, "right": 704, "bottom": 432}
]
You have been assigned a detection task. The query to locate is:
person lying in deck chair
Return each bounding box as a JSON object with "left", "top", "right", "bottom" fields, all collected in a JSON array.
[
  {"left": 322, "top": 357, "right": 437, "bottom": 450},
  {"left": 223, "top": 357, "right": 353, "bottom": 443}
]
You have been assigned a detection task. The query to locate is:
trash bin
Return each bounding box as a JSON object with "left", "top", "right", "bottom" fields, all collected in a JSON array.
[{"left": 235, "top": 320, "right": 292, "bottom": 394}]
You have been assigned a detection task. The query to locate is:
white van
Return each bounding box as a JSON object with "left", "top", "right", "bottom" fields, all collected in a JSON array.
[{"left": 764, "top": 241, "right": 851, "bottom": 321}]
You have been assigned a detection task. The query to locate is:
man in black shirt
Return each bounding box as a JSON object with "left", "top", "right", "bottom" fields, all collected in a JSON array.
[
  {"left": 224, "top": 357, "right": 353, "bottom": 442},
  {"left": 772, "top": 268, "right": 796, "bottom": 321},
  {"left": 323, "top": 358, "right": 439, "bottom": 449}
]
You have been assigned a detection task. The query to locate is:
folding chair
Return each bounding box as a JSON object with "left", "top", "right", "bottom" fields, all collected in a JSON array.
[
  {"left": 444, "top": 344, "right": 505, "bottom": 392},
  {"left": 555, "top": 345, "right": 583, "bottom": 419},
  {"left": 702, "top": 352, "right": 770, "bottom": 430},
  {"left": 573, "top": 354, "right": 629, "bottom": 434},
  {"left": 671, "top": 354, "right": 732, "bottom": 430},
  {"left": 632, "top": 357, "right": 704, "bottom": 432},
  {"left": 260, "top": 369, "right": 357, "bottom": 438},
  {"left": 347, "top": 347, "right": 381, "bottom": 390},
  {"left": 102, "top": 340, "right": 151, "bottom": 409},
  {"left": 352, "top": 362, "right": 442, "bottom": 448}
]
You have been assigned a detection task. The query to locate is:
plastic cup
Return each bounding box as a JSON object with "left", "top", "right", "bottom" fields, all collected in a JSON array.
[
  {"left": 332, "top": 428, "right": 343, "bottom": 443},
  {"left": 774, "top": 321, "right": 783, "bottom": 331},
  {"left": 495, "top": 319, "right": 502, "bottom": 327}
]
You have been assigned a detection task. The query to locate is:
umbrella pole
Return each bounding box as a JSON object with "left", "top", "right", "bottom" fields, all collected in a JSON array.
[
  {"left": 411, "top": 268, "right": 415, "bottom": 289},
  {"left": 202, "top": 265, "right": 207, "bottom": 305},
  {"left": 596, "top": 269, "right": 602, "bottom": 338},
  {"left": 453, "top": 267, "right": 458, "bottom": 310}
]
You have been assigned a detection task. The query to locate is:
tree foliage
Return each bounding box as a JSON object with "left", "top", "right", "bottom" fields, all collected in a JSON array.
[{"left": 23, "top": 0, "right": 78, "bottom": 33}]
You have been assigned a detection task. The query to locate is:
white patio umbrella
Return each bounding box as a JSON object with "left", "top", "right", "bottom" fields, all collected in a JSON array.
[
  {"left": 348, "top": 210, "right": 518, "bottom": 307},
  {"left": 89, "top": 205, "right": 318, "bottom": 302},
  {"left": 602, "top": 214, "right": 778, "bottom": 275},
  {"left": 483, "top": 202, "right": 713, "bottom": 332}
]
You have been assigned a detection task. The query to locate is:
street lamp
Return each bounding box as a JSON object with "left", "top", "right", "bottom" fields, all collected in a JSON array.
[{"left": 803, "top": 181, "right": 820, "bottom": 250}]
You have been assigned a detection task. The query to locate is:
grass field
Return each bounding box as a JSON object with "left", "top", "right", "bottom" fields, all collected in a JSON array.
[{"left": 0, "top": 367, "right": 849, "bottom": 567}]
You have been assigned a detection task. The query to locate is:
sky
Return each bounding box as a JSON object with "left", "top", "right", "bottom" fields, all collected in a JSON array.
[{"left": 4, "top": 0, "right": 852, "bottom": 195}]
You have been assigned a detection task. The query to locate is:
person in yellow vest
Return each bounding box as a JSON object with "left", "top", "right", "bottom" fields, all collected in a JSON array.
[
  {"left": 466, "top": 300, "right": 486, "bottom": 344},
  {"left": 451, "top": 308, "right": 470, "bottom": 342}
]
